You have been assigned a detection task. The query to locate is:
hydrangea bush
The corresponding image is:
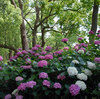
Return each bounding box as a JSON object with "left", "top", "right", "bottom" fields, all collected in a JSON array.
[{"left": 0, "top": 30, "right": 100, "bottom": 99}]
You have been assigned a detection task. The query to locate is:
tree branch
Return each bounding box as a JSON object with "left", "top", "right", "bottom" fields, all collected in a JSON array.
[
  {"left": 10, "top": 0, "right": 17, "bottom": 8},
  {"left": 24, "top": 18, "right": 33, "bottom": 30},
  {"left": 0, "top": 44, "right": 18, "bottom": 52},
  {"left": 37, "top": 13, "right": 56, "bottom": 27}
]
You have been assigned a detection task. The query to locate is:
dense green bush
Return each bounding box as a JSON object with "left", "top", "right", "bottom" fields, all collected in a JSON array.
[{"left": 0, "top": 30, "right": 100, "bottom": 99}]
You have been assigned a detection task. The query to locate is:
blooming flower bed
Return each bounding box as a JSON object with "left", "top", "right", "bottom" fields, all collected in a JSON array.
[{"left": 0, "top": 30, "right": 100, "bottom": 99}]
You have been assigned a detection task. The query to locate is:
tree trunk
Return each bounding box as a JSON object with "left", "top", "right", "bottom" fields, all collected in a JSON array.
[
  {"left": 9, "top": 50, "right": 12, "bottom": 59},
  {"left": 18, "top": 0, "right": 29, "bottom": 50},
  {"left": 32, "top": 28, "right": 37, "bottom": 47},
  {"left": 89, "top": 0, "right": 99, "bottom": 44},
  {"left": 41, "top": 28, "right": 45, "bottom": 47},
  {"left": 32, "top": 6, "right": 40, "bottom": 47}
]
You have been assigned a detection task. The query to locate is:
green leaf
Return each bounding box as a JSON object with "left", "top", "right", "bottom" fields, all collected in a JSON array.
[
  {"left": 78, "top": 56, "right": 86, "bottom": 65},
  {"left": 55, "top": 90, "right": 60, "bottom": 95}
]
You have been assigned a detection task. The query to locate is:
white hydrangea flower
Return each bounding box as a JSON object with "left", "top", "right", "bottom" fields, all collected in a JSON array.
[
  {"left": 72, "top": 60, "right": 79, "bottom": 64},
  {"left": 67, "top": 67, "right": 78, "bottom": 76},
  {"left": 87, "top": 61, "right": 96, "bottom": 70},
  {"left": 77, "top": 73, "right": 88, "bottom": 81},
  {"left": 75, "top": 80, "right": 87, "bottom": 90},
  {"left": 84, "top": 69, "right": 92, "bottom": 76},
  {"left": 78, "top": 50, "right": 84, "bottom": 54}
]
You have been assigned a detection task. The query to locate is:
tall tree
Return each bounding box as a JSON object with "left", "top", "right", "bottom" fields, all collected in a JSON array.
[
  {"left": 18, "top": 0, "right": 29, "bottom": 50},
  {"left": 89, "top": 0, "right": 99, "bottom": 44}
]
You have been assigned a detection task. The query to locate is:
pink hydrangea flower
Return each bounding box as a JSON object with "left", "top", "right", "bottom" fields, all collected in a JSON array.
[
  {"left": 32, "top": 47, "right": 38, "bottom": 51},
  {"left": 98, "top": 30, "right": 100, "bottom": 33},
  {"left": 26, "top": 81, "right": 36, "bottom": 88},
  {"left": 61, "top": 38, "right": 68, "bottom": 43},
  {"left": 54, "top": 51, "right": 62, "bottom": 55},
  {"left": 45, "top": 46, "right": 52, "bottom": 51},
  {"left": 22, "top": 50, "right": 28, "bottom": 54},
  {"left": 74, "top": 44, "right": 79, "bottom": 51},
  {"left": 4, "top": 94, "right": 11, "bottom": 99},
  {"left": 38, "top": 56, "right": 45, "bottom": 59},
  {"left": 16, "top": 52, "right": 22, "bottom": 56},
  {"left": 39, "top": 72, "right": 48, "bottom": 79},
  {"left": 78, "top": 37, "right": 83, "bottom": 41},
  {"left": 53, "top": 82, "right": 62, "bottom": 89},
  {"left": 97, "top": 34, "right": 100, "bottom": 38},
  {"left": 89, "top": 31, "right": 94, "bottom": 34},
  {"left": 57, "top": 75, "right": 66, "bottom": 80},
  {"left": 18, "top": 48, "right": 22, "bottom": 51},
  {"left": 35, "top": 44, "right": 41, "bottom": 48},
  {"left": 17, "top": 83, "right": 26, "bottom": 91},
  {"left": 37, "top": 60, "right": 48, "bottom": 67},
  {"left": 79, "top": 43, "right": 88, "bottom": 47},
  {"left": 41, "top": 51, "right": 47, "bottom": 55},
  {"left": 58, "top": 57, "right": 63, "bottom": 60},
  {"left": 94, "top": 40, "right": 100, "bottom": 45},
  {"left": 63, "top": 47, "right": 69, "bottom": 50},
  {"left": 69, "top": 84, "right": 80, "bottom": 96},
  {"left": 21, "top": 65, "right": 32, "bottom": 69},
  {"left": 15, "top": 76, "right": 23, "bottom": 81},
  {"left": 0, "top": 66, "right": 3, "bottom": 71},
  {"left": 45, "top": 55, "right": 53, "bottom": 60},
  {"left": 35, "top": 53, "right": 40, "bottom": 56},
  {"left": 0, "top": 56, "right": 3, "bottom": 61},
  {"left": 94, "top": 57, "right": 100, "bottom": 63},
  {"left": 16, "top": 95, "right": 23, "bottom": 99},
  {"left": 42, "top": 80, "right": 50, "bottom": 87}
]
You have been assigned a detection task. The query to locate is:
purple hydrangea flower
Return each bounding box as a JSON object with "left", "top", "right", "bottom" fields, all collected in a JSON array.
[
  {"left": 61, "top": 38, "right": 68, "bottom": 43},
  {"left": 22, "top": 50, "right": 28, "bottom": 54},
  {"left": 63, "top": 47, "right": 69, "bottom": 50},
  {"left": 45, "top": 55, "right": 53, "bottom": 60},
  {"left": 37, "top": 60, "right": 48, "bottom": 67},
  {"left": 17, "top": 83, "right": 26, "bottom": 91},
  {"left": 42, "top": 80, "right": 50, "bottom": 87},
  {"left": 97, "top": 34, "right": 100, "bottom": 38},
  {"left": 94, "top": 40, "right": 100, "bottom": 45},
  {"left": 26, "top": 81, "right": 36, "bottom": 88},
  {"left": 35, "top": 44, "right": 41, "bottom": 48},
  {"left": 89, "top": 31, "right": 94, "bottom": 34},
  {"left": 0, "top": 56, "right": 3, "bottom": 61},
  {"left": 32, "top": 47, "right": 38, "bottom": 51},
  {"left": 79, "top": 43, "right": 88, "bottom": 47},
  {"left": 57, "top": 75, "right": 66, "bottom": 80},
  {"left": 21, "top": 65, "right": 32, "bottom": 69},
  {"left": 0, "top": 66, "right": 3, "bottom": 71},
  {"left": 38, "top": 56, "right": 45, "bottom": 59},
  {"left": 16, "top": 95, "right": 23, "bottom": 99},
  {"left": 39, "top": 72, "right": 48, "bottom": 79},
  {"left": 16, "top": 52, "right": 22, "bottom": 56},
  {"left": 53, "top": 82, "right": 62, "bottom": 89},
  {"left": 78, "top": 37, "right": 83, "bottom": 41},
  {"left": 94, "top": 57, "right": 100, "bottom": 63},
  {"left": 58, "top": 57, "right": 63, "bottom": 60},
  {"left": 35, "top": 53, "right": 40, "bottom": 56},
  {"left": 41, "top": 51, "right": 47, "bottom": 55},
  {"left": 45, "top": 46, "right": 52, "bottom": 51},
  {"left": 69, "top": 84, "right": 80, "bottom": 96},
  {"left": 4, "top": 94, "right": 12, "bottom": 99},
  {"left": 98, "top": 30, "right": 100, "bottom": 33}
]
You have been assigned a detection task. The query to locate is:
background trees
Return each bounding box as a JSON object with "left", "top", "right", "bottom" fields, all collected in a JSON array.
[{"left": 0, "top": 0, "right": 100, "bottom": 59}]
